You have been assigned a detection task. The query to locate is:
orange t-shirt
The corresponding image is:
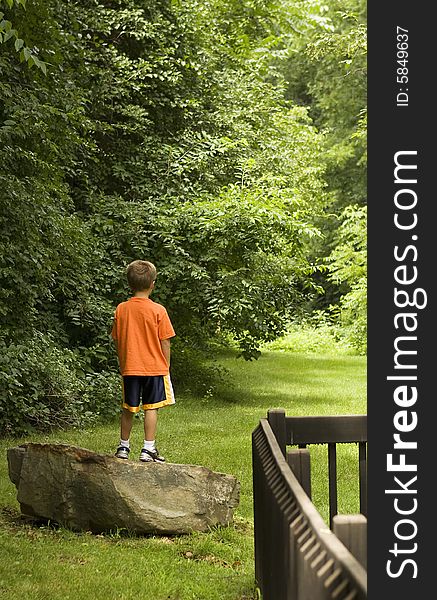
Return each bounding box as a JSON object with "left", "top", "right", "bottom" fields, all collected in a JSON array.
[{"left": 111, "top": 297, "right": 175, "bottom": 376}]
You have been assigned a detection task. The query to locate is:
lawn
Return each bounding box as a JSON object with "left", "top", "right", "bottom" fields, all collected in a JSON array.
[{"left": 0, "top": 346, "right": 366, "bottom": 600}]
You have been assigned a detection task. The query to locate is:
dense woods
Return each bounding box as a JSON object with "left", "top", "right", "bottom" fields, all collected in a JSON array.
[{"left": 0, "top": 0, "right": 366, "bottom": 435}]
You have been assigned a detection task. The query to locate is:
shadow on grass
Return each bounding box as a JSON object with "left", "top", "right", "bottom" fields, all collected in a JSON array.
[
  {"left": 0, "top": 505, "right": 24, "bottom": 527},
  {"left": 201, "top": 350, "right": 366, "bottom": 414}
]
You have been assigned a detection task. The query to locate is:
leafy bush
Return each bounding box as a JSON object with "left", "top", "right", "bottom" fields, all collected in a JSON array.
[
  {"left": 0, "top": 331, "right": 124, "bottom": 436},
  {"left": 80, "top": 370, "right": 123, "bottom": 423},
  {"left": 326, "top": 205, "right": 367, "bottom": 354},
  {"left": 333, "top": 281, "right": 367, "bottom": 355},
  {"left": 0, "top": 332, "right": 87, "bottom": 435},
  {"left": 264, "top": 317, "right": 352, "bottom": 356},
  {"left": 170, "top": 338, "right": 231, "bottom": 397}
]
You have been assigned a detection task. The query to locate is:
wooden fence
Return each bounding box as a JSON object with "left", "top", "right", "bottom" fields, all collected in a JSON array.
[{"left": 252, "top": 409, "right": 367, "bottom": 600}]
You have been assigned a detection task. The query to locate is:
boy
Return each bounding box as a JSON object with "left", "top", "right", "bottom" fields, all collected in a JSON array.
[{"left": 111, "top": 260, "right": 175, "bottom": 462}]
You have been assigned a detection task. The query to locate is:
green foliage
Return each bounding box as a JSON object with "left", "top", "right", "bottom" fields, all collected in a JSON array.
[
  {"left": 283, "top": 0, "right": 367, "bottom": 340},
  {"left": 0, "top": 0, "right": 363, "bottom": 434},
  {"left": 286, "top": 0, "right": 367, "bottom": 206},
  {"left": 306, "top": 4, "right": 367, "bottom": 209},
  {"left": 326, "top": 204, "right": 367, "bottom": 354},
  {"left": 0, "top": 0, "right": 47, "bottom": 72},
  {"left": 0, "top": 330, "right": 122, "bottom": 436},
  {"left": 264, "top": 317, "right": 352, "bottom": 356},
  {"left": 0, "top": 332, "right": 85, "bottom": 435}
]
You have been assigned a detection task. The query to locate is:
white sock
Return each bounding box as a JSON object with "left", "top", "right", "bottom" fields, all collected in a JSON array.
[
  {"left": 143, "top": 440, "right": 155, "bottom": 452},
  {"left": 120, "top": 439, "right": 130, "bottom": 449}
]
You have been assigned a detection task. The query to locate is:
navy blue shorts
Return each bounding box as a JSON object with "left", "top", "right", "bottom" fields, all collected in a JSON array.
[{"left": 122, "top": 375, "right": 175, "bottom": 413}]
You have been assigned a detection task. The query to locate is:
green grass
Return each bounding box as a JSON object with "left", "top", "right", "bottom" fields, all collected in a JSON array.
[
  {"left": 263, "top": 322, "right": 354, "bottom": 356},
  {"left": 0, "top": 348, "right": 366, "bottom": 600}
]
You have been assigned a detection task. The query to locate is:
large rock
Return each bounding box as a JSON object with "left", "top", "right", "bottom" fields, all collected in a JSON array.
[{"left": 7, "top": 443, "right": 240, "bottom": 535}]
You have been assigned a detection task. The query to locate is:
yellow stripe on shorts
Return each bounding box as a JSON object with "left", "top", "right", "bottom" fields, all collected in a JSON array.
[{"left": 142, "top": 374, "right": 176, "bottom": 410}]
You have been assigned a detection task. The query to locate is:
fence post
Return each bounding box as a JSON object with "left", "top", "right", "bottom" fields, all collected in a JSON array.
[
  {"left": 333, "top": 514, "right": 367, "bottom": 569},
  {"left": 268, "top": 409, "right": 286, "bottom": 456}
]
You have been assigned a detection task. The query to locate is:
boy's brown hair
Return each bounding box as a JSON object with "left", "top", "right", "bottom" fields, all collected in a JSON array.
[{"left": 126, "top": 260, "right": 157, "bottom": 291}]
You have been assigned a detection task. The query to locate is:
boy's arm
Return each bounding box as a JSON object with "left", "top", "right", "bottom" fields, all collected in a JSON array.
[{"left": 160, "top": 338, "right": 171, "bottom": 367}]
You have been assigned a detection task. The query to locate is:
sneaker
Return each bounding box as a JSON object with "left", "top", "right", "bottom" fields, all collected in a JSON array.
[
  {"left": 115, "top": 446, "right": 130, "bottom": 459},
  {"left": 139, "top": 448, "right": 165, "bottom": 463}
]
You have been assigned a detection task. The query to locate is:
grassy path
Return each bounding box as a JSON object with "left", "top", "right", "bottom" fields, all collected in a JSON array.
[{"left": 0, "top": 349, "right": 366, "bottom": 600}]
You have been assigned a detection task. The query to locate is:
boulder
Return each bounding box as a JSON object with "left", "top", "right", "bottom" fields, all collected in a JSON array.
[{"left": 7, "top": 443, "right": 240, "bottom": 535}]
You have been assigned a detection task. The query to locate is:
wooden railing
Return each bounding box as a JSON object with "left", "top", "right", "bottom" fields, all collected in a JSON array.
[{"left": 252, "top": 409, "right": 367, "bottom": 600}]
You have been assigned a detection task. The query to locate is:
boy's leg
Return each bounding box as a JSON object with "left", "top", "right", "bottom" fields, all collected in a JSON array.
[
  {"left": 121, "top": 408, "right": 134, "bottom": 441},
  {"left": 144, "top": 408, "right": 158, "bottom": 441},
  {"left": 116, "top": 377, "right": 143, "bottom": 459},
  {"left": 115, "top": 408, "right": 134, "bottom": 459},
  {"left": 140, "top": 408, "right": 165, "bottom": 462},
  {"left": 139, "top": 376, "right": 169, "bottom": 462}
]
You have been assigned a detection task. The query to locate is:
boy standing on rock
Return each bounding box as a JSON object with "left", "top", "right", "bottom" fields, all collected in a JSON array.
[{"left": 111, "top": 260, "right": 175, "bottom": 463}]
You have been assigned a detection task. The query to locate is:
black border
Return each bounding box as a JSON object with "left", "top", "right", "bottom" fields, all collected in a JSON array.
[{"left": 368, "top": 1, "right": 434, "bottom": 595}]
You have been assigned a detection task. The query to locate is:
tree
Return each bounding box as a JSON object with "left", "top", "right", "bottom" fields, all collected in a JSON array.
[
  {"left": 326, "top": 204, "right": 367, "bottom": 354},
  {"left": 1, "top": 0, "right": 330, "bottom": 434},
  {"left": 283, "top": 0, "right": 367, "bottom": 346}
]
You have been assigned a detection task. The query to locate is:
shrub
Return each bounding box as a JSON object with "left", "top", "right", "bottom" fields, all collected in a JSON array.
[
  {"left": 326, "top": 205, "right": 367, "bottom": 354},
  {"left": 0, "top": 328, "right": 127, "bottom": 436},
  {"left": 264, "top": 317, "right": 352, "bottom": 356},
  {"left": 0, "top": 332, "right": 88, "bottom": 436}
]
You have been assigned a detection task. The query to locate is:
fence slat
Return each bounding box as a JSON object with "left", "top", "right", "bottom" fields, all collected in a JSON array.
[
  {"left": 328, "top": 443, "right": 338, "bottom": 527},
  {"left": 358, "top": 442, "right": 367, "bottom": 516},
  {"left": 287, "top": 448, "right": 312, "bottom": 499},
  {"left": 286, "top": 415, "right": 367, "bottom": 444}
]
